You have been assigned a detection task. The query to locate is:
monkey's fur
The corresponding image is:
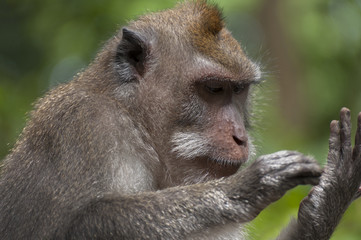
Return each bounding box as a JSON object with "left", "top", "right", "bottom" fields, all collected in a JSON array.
[{"left": 1, "top": 1, "right": 361, "bottom": 239}]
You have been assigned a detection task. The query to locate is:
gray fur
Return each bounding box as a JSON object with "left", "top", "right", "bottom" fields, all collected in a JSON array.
[{"left": 1, "top": 2, "right": 360, "bottom": 240}]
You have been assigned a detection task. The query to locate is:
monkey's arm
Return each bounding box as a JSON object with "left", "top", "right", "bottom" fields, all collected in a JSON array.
[
  {"left": 65, "top": 151, "right": 321, "bottom": 239},
  {"left": 277, "top": 108, "right": 361, "bottom": 240}
]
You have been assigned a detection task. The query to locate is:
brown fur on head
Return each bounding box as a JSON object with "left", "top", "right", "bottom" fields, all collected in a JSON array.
[
  {"left": 185, "top": 0, "right": 225, "bottom": 35},
  {"left": 184, "top": 1, "right": 244, "bottom": 70}
]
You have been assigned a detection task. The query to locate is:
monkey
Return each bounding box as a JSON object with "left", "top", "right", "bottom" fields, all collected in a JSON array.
[{"left": 0, "top": 1, "right": 360, "bottom": 239}]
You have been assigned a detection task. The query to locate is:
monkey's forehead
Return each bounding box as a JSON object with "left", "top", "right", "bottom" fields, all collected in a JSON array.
[{"left": 128, "top": 0, "right": 251, "bottom": 75}]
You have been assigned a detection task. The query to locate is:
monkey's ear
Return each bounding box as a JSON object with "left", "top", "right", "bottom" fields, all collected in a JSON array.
[{"left": 116, "top": 28, "right": 148, "bottom": 81}]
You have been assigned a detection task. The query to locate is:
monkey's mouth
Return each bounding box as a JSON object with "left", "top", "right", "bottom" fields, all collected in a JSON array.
[
  {"left": 204, "top": 144, "right": 249, "bottom": 168},
  {"left": 195, "top": 156, "right": 245, "bottom": 178}
]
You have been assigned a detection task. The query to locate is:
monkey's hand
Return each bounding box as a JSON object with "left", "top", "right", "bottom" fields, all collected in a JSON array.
[
  {"left": 294, "top": 108, "right": 361, "bottom": 240},
  {"left": 225, "top": 150, "right": 322, "bottom": 222}
]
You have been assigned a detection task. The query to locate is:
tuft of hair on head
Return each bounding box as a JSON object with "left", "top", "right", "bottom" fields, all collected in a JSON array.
[
  {"left": 177, "top": 1, "right": 243, "bottom": 70},
  {"left": 181, "top": 0, "right": 224, "bottom": 37},
  {"left": 191, "top": 0, "right": 224, "bottom": 36}
]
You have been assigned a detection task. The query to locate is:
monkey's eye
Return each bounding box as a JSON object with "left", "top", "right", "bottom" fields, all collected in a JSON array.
[{"left": 205, "top": 81, "right": 224, "bottom": 94}]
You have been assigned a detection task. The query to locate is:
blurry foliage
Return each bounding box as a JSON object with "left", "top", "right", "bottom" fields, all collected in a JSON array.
[{"left": 0, "top": 0, "right": 361, "bottom": 239}]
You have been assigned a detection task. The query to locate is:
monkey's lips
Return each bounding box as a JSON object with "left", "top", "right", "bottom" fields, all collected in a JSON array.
[
  {"left": 195, "top": 155, "right": 247, "bottom": 178},
  {"left": 204, "top": 147, "right": 249, "bottom": 167}
]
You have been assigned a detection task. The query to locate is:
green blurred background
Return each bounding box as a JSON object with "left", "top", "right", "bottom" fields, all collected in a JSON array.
[{"left": 0, "top": 0, "right": 360, "bottom": 239}]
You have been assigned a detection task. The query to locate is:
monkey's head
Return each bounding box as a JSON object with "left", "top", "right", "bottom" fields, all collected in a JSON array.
[{"left": 88, "top": 1, "right": 261, "bottom": 186}]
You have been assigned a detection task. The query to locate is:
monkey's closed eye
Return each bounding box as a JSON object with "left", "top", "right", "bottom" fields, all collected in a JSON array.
[
  {"left": 204, "top": 81, "right": 225, "bottom": 94},
  {"left": 205, "top": 85, "right": 224, "bottom": 94}
]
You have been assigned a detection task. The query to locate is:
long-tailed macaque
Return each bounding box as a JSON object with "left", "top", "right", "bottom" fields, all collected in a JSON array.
[{"left": 1, "top": 1, "right": 361, "bottom": 239}]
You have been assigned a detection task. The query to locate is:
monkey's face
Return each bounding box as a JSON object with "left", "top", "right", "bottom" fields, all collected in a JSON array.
[
  {"left": 112, "top": 3, "right": 261, "bottom": 185},
  {"left": 158, "top": 53, "right": 259, "bottom": 185}
]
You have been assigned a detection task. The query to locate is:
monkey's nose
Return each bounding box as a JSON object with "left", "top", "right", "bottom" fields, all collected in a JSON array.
[{"left": 232, "top": 135, "right": 247, "bottom": 147}]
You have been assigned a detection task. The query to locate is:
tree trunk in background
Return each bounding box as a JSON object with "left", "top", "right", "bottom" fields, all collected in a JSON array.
[{"left": 259, "top": 0, "right": 308, "bottom": 130}]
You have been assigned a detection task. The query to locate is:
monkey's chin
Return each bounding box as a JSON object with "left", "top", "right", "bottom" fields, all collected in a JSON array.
[{"left": 207, "top": 156, "right": 247, "bottom": 167}]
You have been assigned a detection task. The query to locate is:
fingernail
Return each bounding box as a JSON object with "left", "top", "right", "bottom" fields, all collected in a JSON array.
[
  {"left": 347, "top": 110, "right": 351, "bottom": 117},
  {"left": 341, "top": 107, "right": 350, "bottom": 116}
]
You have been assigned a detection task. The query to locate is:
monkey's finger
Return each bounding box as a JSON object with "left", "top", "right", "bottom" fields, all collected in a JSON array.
[
  {"left": 340, "top": 107, "right": 352, "bottom": 160},
  {"left": 284, "top": 163, "right": 322, "bottom": 181},
  {"left": 327, "top": 120, "right": 341, "bottom": 164},
  {"left": 352, "top": 112, "right": 361, "bottom": 161},
  {"left": 293, "top": 176, "right": 321, "bottom": 186},
  {"left": 280, "top": 175, "right": 320, "bottom": 193},
  {"left": 287, "top": 174, "right": 321, "bottom": 187}
]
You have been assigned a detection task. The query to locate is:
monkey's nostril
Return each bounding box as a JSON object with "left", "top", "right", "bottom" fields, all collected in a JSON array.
[{"left": 233, "top": 135, "right": 247, "bottom": 147}]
